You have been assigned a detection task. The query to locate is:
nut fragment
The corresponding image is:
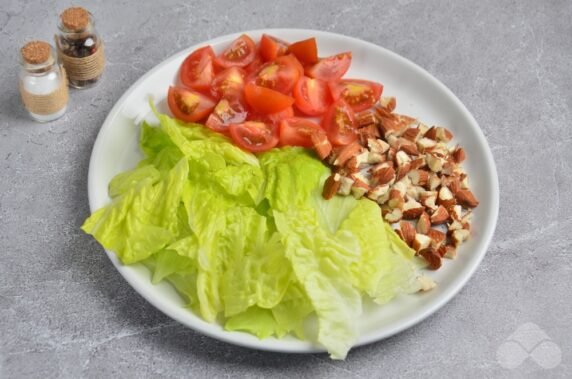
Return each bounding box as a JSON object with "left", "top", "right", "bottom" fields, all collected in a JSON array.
[
  {"left": 427, "top": 173, "right": 441, "bottom": 190},
  {"left": 367, "top": 184, "right": 390, "bottom": 203},
  {"left": 417, "top": 275, "right": 436, "bottom": 291},
  {"left": 419, "top": 190, "right": 437, "bottom": 211},
  {"left": 412, "top": 233, "right": 432, "bottom": 252},
  {"left": 403, "top": 198, "right": 424, "bottom": 219},
  {"left": 452, "top": 146, "right": 466, "bottom": 163},
  {"left": 402, "top": 127, "right": 422, "bottom": 142},
  {"left": 451, "top": 229, "right": 470, "bottom": 247},
  {"left": 430, "top": 205, "right": 450, "bottom": 224},
  {"left": 322, "top": 174, "right": 340, "bottom": 200},
  {"left": 438, "top": 186, "right": 456, "bottom": 208},
  {"left": 408, "top": 169, "right": 429, "bottom": 186},
  {"left": 388, "top": 189, "right": 405, "bottom": 209},
  {"left": 418, "top": 248, "right": 442, "bottom": 270},
  {"left": 416, "top": 212, "right": 431, "bottom": 234},
  {"left": 427, "top": 229, "right": 446, "bottom": 249},
  {"left": 368, "top": 138, "right": 390, "bottom": 154},
  {"left": 372, "top": 166, "right": 396, "bottom": 186},
  {"left": 417, "top": 137, "right": 437, "bottom": 152},
  {"left": 399, "top": 221, "right": 416, "bottom": 247},
  {"left": 455, "top": 189, "right": 479, "bottom": 208},
  {"left": 384, "top": 208, "right": 403, "bottom": 223},
  {"left": 338, "top": 176, "right": 354, "bottom": 196},
  {"left": 426, "top": 153, "right": 444, "bottom": 173}
]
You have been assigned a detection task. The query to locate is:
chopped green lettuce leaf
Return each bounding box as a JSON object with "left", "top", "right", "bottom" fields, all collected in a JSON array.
[{"left": 82, "top": 111, "right": 422, "bottom": 360}]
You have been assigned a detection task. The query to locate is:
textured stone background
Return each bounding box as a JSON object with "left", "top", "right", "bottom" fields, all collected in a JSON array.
[{"left": 1, "top": 0, "right": 571, "bottom": 377}]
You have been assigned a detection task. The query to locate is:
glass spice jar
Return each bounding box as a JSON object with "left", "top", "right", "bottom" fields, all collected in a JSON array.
[
  {"left": 56, "top": 7, "right": 105, "bottom": 89},
  {"left": 19, "top": 41, "right": 68, "bottom": 122}
]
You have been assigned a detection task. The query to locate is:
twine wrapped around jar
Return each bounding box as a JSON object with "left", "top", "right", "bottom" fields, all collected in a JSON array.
[
  {"left": 56, "top": 38, "right": 105, "bottom": 82},
  {"left": 19, "top": 66, "right": 69, "bottom": 116}
]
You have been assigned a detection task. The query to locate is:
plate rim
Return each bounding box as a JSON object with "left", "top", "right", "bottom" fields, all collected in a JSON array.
[{"left": 87, "top": 28, "right": 500, "bottom": 354}]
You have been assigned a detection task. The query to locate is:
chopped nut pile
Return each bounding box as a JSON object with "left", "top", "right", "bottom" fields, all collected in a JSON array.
[{"left": 322, "top": 97, "right": 479, "bottom": 270}]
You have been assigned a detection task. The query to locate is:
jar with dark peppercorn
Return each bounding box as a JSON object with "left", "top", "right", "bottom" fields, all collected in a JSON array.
[{"left": 56, "top": 7, "right": 105, "bottom": 89}]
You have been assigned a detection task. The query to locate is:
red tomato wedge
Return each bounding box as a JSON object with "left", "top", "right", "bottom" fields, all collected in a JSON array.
[
  {"left": 249, "top": 55, "right": 301, "bottom": 94},
  {"left": 306, "top": 52, "right": 352, "bottom": 81},
  {"left": 293, "top": 76, "right": 331, "bottom": 116},
  {"left": 288, "top": 38, "right": 318, "bottom": 64},
  {"left": 321, "top": 99, "right": 358, "bottom": 146},
  {"left": 279, "top": 118, "right": 332, "bottom": 159},
  {"left": 215, "top": 34, "right": 257, "bottom": 68},
  {"left": 253, "top": 106, "right": 295, "bottom": 125},
  {"left": 244, "top": 54, "right": 264, "bottom": 75},
  {"left": 205, "top": 98, "right": 248, "bottom": 134},
  {"left": 229, "top": 121, "right": 279, "bottom": 152},
  {"left": 244, "top": 83, "right": 294, "bottom": 115},
  {"left": 329, "top": 79, "right": 383, "bottom": 112},
  {"left": 180, "top": 46, "right": 216, "bottom": 92},
  {"left": 259, "top": 34, "right": 289, "bottom": 62},
  {"left": 167, "top": 86, "right": 216, "bottom": 123},
  {"left": 210, "top": 67, "right": 246, "bottom": 99}
]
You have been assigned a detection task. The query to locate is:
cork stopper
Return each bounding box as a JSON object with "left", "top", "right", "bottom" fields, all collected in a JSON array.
[
  {"left": 21, "top": 41, "right": 51, "bottom": 64},
  {"left": 60, "top": 7, "right": 90, "bottom": 32}
]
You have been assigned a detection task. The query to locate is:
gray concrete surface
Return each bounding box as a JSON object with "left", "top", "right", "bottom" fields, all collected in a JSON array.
[{"left": 1, "top": 0, "right": 571, "bottom": 377}]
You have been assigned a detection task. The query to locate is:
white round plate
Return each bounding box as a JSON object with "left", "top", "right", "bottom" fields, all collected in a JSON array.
[{"left": 88, "top": 29, "right": 499, "bottom": 354}]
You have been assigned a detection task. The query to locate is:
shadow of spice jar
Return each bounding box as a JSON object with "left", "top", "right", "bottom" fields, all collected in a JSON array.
[{"left": 56, "top": 7, "right": 105, "bottom": 89}]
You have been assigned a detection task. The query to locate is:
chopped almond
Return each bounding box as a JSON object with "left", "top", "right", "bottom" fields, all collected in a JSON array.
[
  {"left": 333, "top": 141, "right": 362, "bottom": 166},
  {"left": 452, "top": 146, "right": 466, "bottom": 163},
  {"left": 372, "top": 166, "right": 396, "bottom": 186},
  {"left": 399, "top": 221, "right": 416, "bottom": 247},
  {"left": 427, "top": 229, "right": 446, "bottom": 249},
  {"left": 455, "top": 189, "right": 479, "bottom": 208},
  {"left": 408, "top": 169, "right": 429, "bottom": 186},
  {"left": 403, "top": 198, "right": 424, "bottom": 219},
  {"left": 322, "top": 174, "right": 340, "bottom": 200},
  {"left": 430, "top": 205, "right": 450, "bottom": 224},
  {"left": 419, "top": 248, "right": 442, "bottom": 270},
  {"left": 438, "top": 186, "right": 456, "bottom": 208},
  {"left": 419, "top": 190, "right": 438, "bottom": 211},
  {"left": 451, "top": 229, "right": 470, "bottom": 247},
  {"left": 384, "top": 208, "right": 403, "bottom": 223},
  {"left": 416, "top": 212, "right": 431, "bottom": 234},
  {"left": 388, "top": 189, "right": 405, "bottom": 209},
  {"left": 412, "top": 233, "right": 432, "bottom": 252}
]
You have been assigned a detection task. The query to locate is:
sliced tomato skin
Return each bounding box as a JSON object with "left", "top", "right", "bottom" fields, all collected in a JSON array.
[
  {"left": 244, "top": 83, "right": 294, "bottom": 115},
  {"left": 229, "top": 121, "right": 279, "bottom": 152},
  {"left": 249, "top": 55, "right": 301, "bottom": 94},
  {"left": 288, "top": 38, "right": 318, "bottom": 64},
  {"left": 261, "top": 106, "right": 295, "bottom": 125},
  {"left": 244, "top": 54, "right": 264, "bottom": 76},
  {"left": 293, "top": 76, "right": 331, "bottom": 116},
  {"left": 167, "top": 86, "right": 216, "bottom": 123},
  {"left": 321, "top": 99, "right": 358, "bottom": 146},
  {"left": 180, "top": 46, "right": 216, "bottom": 92},
  {"left": 259, "top": 34, "right": 289, "bottom": 62},
  {"left": 278, "top": 117, "right": 323, "bottom": 147},
  {"left": 210, "top": 67, "right": 246, "bottom": 100},
  {"left": 215, "top": 34, "right": 257, "bottom": 68},
  {"left": 305, "top": 52, "right": 352, "bottom": 82},
  {"left": 279, "top": 54, "right": 304, "bottom": 79},
  {"left": 329, "top": 79, "right": 383, "bottom": 112},
  {"left": 205, "top": 98, "right": 248, "bottom": 134}
]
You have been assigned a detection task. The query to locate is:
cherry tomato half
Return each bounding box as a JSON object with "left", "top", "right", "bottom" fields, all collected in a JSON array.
[
  {"left": 293, "top": 76, "right": 331, "bottom": 116},
  {"left": 305, "top": 52, "right": 352, "bottom": 82},
  {"left": 205, "top": 98, "right": 248, "bottom": 134},
  {"left": 210, "top": 67, "right": 246, "bottom": 100},
  {"left": 229, "top": 121, "right": 279, "bottom": 152},
  {"left": 244, "top": 83, "right": 294, "bottom": 115},
  {"left": 180, "top": 46, "right": 216, "bottom": 92},
  {"left": 250, "top": 106, "right": 295, "bottom": 125},
  {"left": 248, "top": 55, "right": 301, "bottom": 94},
  {"left": 288, "top": 38, "right": 318, "bottom": 64},
  {"left": 329, "top": 79, "right": 383, "bottom": 112},
  {"left": 167, "top": 86, "right": 216, "bottom": 123},
  {"left": 259, "top": 34, "right": 289, "bottom": 62},
  {"left": 215, "top": 34, "right": 257, "bottom": 68},
  {"left": 321, "top": 99, "right": 358, "bottom": 146},
  {"left": 279, "top": 117, "right": 332, "bottom": 159}
]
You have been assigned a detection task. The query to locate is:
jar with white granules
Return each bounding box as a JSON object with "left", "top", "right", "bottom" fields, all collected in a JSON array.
[{"left": 19, "top": 40, "right": 68, "bottom": 122}]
